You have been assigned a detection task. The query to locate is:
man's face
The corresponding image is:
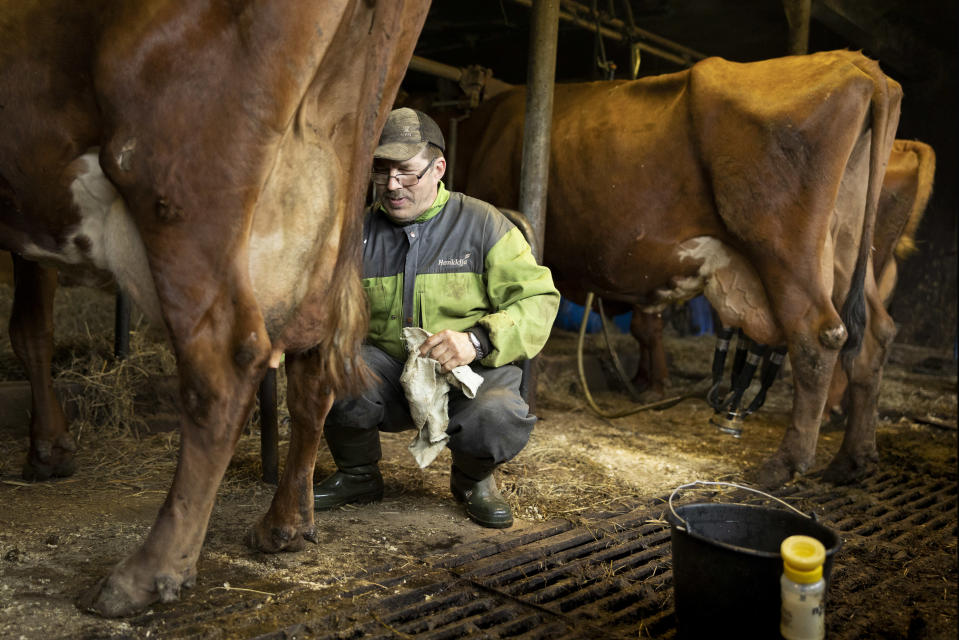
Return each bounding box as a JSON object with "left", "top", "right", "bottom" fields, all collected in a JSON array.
[{"left": 373, "top": 149, "right": 446, "bottom": 223}]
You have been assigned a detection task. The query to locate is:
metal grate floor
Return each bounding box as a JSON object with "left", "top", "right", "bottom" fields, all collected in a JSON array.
[{"left": 129, "top": 468, "right": 957, "bottom": 640}]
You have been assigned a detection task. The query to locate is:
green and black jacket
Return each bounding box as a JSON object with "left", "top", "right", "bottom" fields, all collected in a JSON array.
[{"left": 362, "top": 183, "right": 560, "bottom": 367}]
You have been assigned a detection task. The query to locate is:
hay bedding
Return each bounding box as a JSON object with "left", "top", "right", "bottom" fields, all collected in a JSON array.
[{"left": 0, "top": 284, "right": 955, "bottom": 639}]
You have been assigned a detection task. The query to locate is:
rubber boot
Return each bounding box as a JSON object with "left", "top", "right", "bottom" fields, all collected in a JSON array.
[
  {"left": 314, "top": 427, "right": 384, "bottom": 511},
  {"left": 450, "top": 454, "right": 513, "bottom": 529}
]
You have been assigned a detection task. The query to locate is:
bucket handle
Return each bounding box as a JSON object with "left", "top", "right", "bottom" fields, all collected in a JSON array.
[{"left": 668, "top": 480, "right": 810, "bottom": 532}]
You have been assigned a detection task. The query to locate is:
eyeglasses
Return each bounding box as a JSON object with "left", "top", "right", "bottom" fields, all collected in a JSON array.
[{"left": 371, "top": 158, "right": 435, "bottom": 187}]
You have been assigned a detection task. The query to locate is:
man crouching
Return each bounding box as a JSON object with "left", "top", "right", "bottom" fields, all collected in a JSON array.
[{"left": 313, "top": 108, "right": 560, "bottom": 528}]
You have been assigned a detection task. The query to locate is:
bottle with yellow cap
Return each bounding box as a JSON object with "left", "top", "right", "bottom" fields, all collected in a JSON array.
[{"left": 780, "top": 534, "right": 827, "bottom": 640}]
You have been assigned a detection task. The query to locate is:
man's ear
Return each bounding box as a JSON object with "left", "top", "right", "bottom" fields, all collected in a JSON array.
[{"left": 434, "top": 156, "right": 447, "bottom": 180}]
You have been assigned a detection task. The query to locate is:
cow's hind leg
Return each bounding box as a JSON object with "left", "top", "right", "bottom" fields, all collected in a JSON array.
[
  {"left": 250, "top": 351, "right": 333, "bottom": 552},
  {"left": 81, "top": 301, "right": 269, "bottom": 617},
  {"left": 755, "top": 303, "right": 846, "bottom": 488},
  {"left": 9, "top": 255, "right": 76, "bottom": 480},
  {"left": 756, "top": 339, "right": 836, "bottom": 486},
  {"left": 823, "top": 283, "right": 894, "bottom": 483},
  {"left": 705, "top": 254, "right": 843, "bottom": 487}
]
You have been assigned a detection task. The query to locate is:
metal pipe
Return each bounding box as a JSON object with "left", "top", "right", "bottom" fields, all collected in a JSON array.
[
  {"left": 445, "top": 113, "right": 472, "bottom": 192},
  {"left": 782, "top": 0, "right": 812, "bottom": 54},
  {"left": 113, "top": 289, "right": 131, "bottom": 360},
  {"left": 408, "top": 55, "right": 461, "bottom": 82},
  {"left": 517, "top": 0, "right": 561, "bottom": 415},
  {"left": 562, "top": 0, "right": 706, "bottom": 61},
  {"left": 407, "top": 55, "right": 514, "bottom": 98},
  {"left": 510, "top": 0, "right": 705, "bottom": 67},
  {"left": 259, "top": 368, "right": 279, "bottom": 485},
  {"left": 446, "top": 115, "right": 458, "bottom": 191},
  {"left": 518, "top": 0, "right": 559, "bottom": 262}
]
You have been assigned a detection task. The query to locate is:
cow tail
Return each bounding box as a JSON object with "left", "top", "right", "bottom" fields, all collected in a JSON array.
[
  {"left": 839, "top": 57, "right": 902, "bottom": 369},
  {"left": 894, "top": 140, "right": 936, "bottom": 261},
  {"left": 326, "top": 238, "right": 374, "bottom": 396}
]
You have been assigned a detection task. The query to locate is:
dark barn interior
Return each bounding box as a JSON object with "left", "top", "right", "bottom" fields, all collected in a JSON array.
[{"left": 0, "top": 2, "right": 957, "bottom": 639}]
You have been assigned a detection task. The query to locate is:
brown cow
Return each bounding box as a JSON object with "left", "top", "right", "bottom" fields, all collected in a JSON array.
[
  {"left": 634, "top": 138, "right": 935, "bottom": 404},
  {"left": 456, "top": 50, "right": 902, "bottom": 488},
  {"left": 1, "top": 0, "right": 429, "bottom": 617}
]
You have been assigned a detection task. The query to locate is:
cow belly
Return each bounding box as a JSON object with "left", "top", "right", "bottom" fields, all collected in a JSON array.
[
  {"left": 640, "top": 236, "right": 783, "bottom": 345},
  {"left": 18, "top": 150, "right": 163, "bottom": 325},
  {"left": 248, "top": 132, "right": 340, "bottom": 336}
]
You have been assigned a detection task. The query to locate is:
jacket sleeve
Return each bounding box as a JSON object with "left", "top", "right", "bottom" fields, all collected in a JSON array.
[{"left": 476, "top": 226, "right": 560, "bottom": 367}]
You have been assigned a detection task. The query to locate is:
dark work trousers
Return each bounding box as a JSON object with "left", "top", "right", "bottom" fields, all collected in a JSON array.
[{"left": 324, "top": 344, "right": 535, "bottom": 467}]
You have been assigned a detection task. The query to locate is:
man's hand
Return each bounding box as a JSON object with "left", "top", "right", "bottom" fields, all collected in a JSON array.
[{"left": 419, "top": 329, "right": 475, "bottom": 373}]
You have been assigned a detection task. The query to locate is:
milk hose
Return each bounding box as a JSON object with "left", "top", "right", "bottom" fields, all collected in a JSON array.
[{"left": 576, "top": 291, "right": 693, "bottom": 418}]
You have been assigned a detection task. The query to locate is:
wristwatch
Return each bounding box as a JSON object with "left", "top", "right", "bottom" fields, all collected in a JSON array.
[{"left": 467, "top": 330, "right": 486, "bottom": 361}]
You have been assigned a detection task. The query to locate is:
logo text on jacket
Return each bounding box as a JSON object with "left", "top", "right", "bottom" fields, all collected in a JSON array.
[{"left": 437, "top": 252, "right": 472, "bottom": 267}]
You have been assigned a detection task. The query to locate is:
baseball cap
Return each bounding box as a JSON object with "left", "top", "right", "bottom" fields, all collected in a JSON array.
[{"left": 374, "top": 108, "right": 446, "bottom": 161}]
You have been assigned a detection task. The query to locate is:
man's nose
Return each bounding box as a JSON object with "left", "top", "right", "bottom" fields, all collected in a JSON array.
[{"left": 386, "top": 174, "right": 403, "bottom": 187}]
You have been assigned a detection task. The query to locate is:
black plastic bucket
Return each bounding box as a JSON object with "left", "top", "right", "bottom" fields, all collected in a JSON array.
[{"left": 668, "top": 500, "right": 841, "bottom": 639}]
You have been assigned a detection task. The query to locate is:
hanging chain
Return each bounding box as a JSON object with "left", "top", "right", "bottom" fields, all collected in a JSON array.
[
  {"left": 621, "top": 0, "right": 642, "bottom": 78},
  {"left": 591, "top": 0, "right": 617, "bottom": 80}
]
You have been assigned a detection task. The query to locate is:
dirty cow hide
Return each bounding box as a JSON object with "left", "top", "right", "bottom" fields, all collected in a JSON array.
[
  {"left": 0, "top": 0, "right": 429, "bottom": 617},
  {"left": 613, "top": 138, "right": 935, "bottom": 414},
  {"left": 456, "top": 50, "right": 902, "bottom": 488}
]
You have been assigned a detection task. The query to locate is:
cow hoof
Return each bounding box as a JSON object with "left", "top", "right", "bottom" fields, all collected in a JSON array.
[
  {"left": 823, "top": 451, "right": 877, "bottom": 485},
  {"left": 248, "top": 519, "right": 315, "bottom": 553},
  {"left": 79, "top": 574, "right": 157, "bottom": 618},
  {"left": 755, "top": 456, "right": 797, "bottom": 489},
  {"left": 633, "top": 388, "right": 667, "bottom": 405},
  {"left": 22, "top": 456, "right": 76, "bottom": 481},
  {"left": 79, "top": 567, "right": 196, "bottom": 618},
  {"left": 23, "top": 435, "right": 78, "bottom": 481}
]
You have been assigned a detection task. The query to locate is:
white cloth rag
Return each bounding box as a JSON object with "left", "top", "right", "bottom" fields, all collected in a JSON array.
[{"left": 400, "top": 327, "right": 484, "bottom": 468}]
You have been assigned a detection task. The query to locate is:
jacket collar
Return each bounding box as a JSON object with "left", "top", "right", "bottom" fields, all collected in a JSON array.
[{"left": 377, "top": 182, "right": 450, "bottom": 225}]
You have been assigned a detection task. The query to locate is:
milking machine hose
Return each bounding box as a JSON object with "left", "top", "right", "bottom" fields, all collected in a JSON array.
[{"left": 576, "top": 291, "right": 702, "bottom": 418}]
